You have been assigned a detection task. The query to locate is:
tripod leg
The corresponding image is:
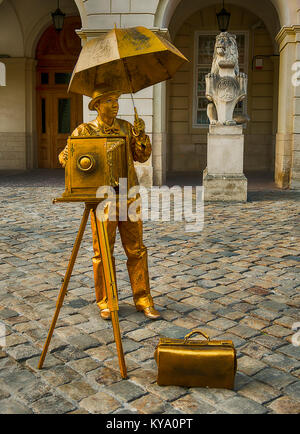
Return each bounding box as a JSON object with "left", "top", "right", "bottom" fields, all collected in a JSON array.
[
  {"left": 111, "top": 311, "right": 127, "bottom": 379},
  {"left": 38, "top": 205, "right": 90, "bottom": 369},
  {"left": 91, "top": 208, "right": 127, "bottom": 379}
]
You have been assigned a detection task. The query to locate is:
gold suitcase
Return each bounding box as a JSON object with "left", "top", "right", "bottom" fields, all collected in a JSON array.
[{"left": 154, "top": 330, "right": 237, "bottom": 389}]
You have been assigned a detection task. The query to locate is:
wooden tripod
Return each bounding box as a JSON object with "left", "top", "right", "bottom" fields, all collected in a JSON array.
[{"left": 37, "top": 201, "right": 127, "bottom": 379}]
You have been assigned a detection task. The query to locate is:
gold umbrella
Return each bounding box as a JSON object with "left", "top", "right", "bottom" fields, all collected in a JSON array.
[{"left": 68, "top": 26, "right": 188, "bottom": 100}]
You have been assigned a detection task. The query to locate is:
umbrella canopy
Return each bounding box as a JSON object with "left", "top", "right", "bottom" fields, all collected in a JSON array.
[{"left": 68, "top": 26, "right": 188, "bottom": 97}]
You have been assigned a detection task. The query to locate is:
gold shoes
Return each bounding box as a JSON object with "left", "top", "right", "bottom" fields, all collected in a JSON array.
[
  {"left": 142, "top": 306, "right": 161, "bottom": 320},
  {"left": 100, "top": 308, "right": 111, "bottom": 320},
  {"left": 100, "top": 306, "right": 161, "bottom": 320}
]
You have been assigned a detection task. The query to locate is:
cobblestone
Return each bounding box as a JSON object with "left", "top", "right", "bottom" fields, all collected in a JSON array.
[
  {"left": 0, "top": 398, "right": 33, "bottom": 414},
  {"left": 0, "top": 369, "right": 37, "bottom": 393},
  {"left": 0, "top": 173, "right": 299, "bottom": 413},
  {"left": 283, "top": 381, "right": 300, "bottom": 401},
  {"left": 147, "top": 383, "right": 187, "bottom": 401},
  {"left": 38, "top": 365, "right": 81, "bottom": 387},
  {"left": 57, "top": 379, "right": 97, "bottom": 401},
  {"left": 237, "top": 355, "right": 267, "bottom": 376},
  {"left": 261, "top": 353, "right": 300, "bottom": 373},
  {"left": 191, "top": 387, "right": 236, "bottom": 405},
  {"left": 238, "top": 380, "right": 280, "bottom": 404},
  {"left": 30, "top": 395, "right": 76, "bottom": 414},
  {"left": 171, "top": 394, "right": 216, "bottom": 414},
  {"left": 253, "top": 368, "right": 298, "bottom": 390},
  {"left": 267, "top": 396, "right": 300, "bottom": 414},
  {"left": 81, "top": 391, "right": 123, "bottom": 413},
  {"left": 217, "top": 395, "right": 268, "bottom": 414},
  {"left": 5, "top": 343, "right": 41, "bottom": 362},
  {"left": 129, "top": 393, "right": 167, "bottom": 414},
  {"left": 106, "top": 379, "right": 146, "bottom": 402}
]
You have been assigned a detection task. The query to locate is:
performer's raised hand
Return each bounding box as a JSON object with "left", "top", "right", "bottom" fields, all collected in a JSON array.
[{"left": 133, "top": 107, "right": 145, "bottom": 136}]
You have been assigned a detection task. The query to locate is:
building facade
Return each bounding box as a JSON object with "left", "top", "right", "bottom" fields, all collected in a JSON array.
[{"left": 0, "top": 0, "right": 299, "bottom": 189}]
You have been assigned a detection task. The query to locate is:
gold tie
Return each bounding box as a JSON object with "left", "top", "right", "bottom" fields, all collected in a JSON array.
[{"left": 101, "top": 125, "right": 120, "bottom": 135}]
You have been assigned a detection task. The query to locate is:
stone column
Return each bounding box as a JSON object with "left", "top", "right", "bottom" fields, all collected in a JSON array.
[
  {"left": 0, "top": 61, "right": 5, "bottom": 86},
  {"left": 153, "top": 79, "right": 167, "bottom": 186},
  {"left": 203, "top": 125, "right": 247, "bottom": 202},
  {"left": 275, "top": 26, "right": 300, "bottom": 189},
  {"left": 25, "top": 58, "right": 38, "bottom": 169}
]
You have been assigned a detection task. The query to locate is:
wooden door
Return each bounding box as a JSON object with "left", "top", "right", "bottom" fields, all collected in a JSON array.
[
  {"left": 36, "top": 17, "right": 82, "bottom": 168},
  {"left": 37, "top": 91, "right": 52, "bottom": 168},
  {"left": 53, "top": 91, "right": 82, "bottom": 168},
  {"left": 37, "top": 87, "right": 82, "bottom": 168}
]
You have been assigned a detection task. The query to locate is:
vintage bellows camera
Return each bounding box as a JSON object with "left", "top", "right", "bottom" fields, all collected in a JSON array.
[{"left": 62, "top": 136, "right": 127, "bottom": 201}]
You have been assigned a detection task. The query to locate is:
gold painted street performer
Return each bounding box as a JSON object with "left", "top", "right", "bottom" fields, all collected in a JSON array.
[{"left": 59, "top": 88, "right": 161, "bottom": 321}]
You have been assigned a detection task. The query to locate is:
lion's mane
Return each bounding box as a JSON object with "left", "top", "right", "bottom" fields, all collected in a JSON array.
[{"left": 211, "top": 32, "right": 239, "bottom": 76}]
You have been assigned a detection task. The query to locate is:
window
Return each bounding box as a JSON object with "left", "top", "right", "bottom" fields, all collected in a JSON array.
[
  {"left": 194, "top": 31, "right": 248, "bottom": 127},
  {"left": 41, "top": 99, "right": 46, "bottom": 134},
  {"left": 41, "top": 73, "right": 49, "bottom": 85},
  {"left": 55, "top": 72, "right": 72, "bottom": 85},
  {"left": 58, "top": 99, "right": 71, "bottom": 134}
]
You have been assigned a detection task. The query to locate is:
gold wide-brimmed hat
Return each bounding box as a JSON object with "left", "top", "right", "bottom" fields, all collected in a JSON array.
[{"left": 88, "top": 88, "right": 122, "bottom": 111}]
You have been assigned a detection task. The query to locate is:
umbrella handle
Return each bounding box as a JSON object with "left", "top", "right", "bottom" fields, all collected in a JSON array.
[
  {"left": 131, "top": 95, "right": 140, "bottom": 129},
  {"left": 122, "top": 58, "right": 139, "bottom": 121},
  {"left": 128, "top": 90, "right": 138, "bottom": 120},
  {"left": 122, "top": 57, "right": 136, "bottom": 114}
]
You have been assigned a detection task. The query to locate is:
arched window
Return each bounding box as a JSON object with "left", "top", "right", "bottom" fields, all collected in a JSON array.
[{"left": 0, "top": 62, "right": 6, "bottom": 86}]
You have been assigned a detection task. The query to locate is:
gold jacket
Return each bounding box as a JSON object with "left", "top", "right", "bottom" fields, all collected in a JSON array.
[{"left": 59, "top": 117, "right": 151, "bottom": 189}]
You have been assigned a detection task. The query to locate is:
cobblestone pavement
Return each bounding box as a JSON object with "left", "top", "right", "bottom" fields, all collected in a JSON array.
[{"left": 0, "top": 170, "right": 299, "bottom": 414}]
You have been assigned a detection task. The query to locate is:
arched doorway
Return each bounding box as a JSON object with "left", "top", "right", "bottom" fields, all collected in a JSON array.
[
  {"left": 36, "top": 16, "right": 83, "bottom": 168},
  {"left": 164, "top": 3, "right": 280, "bottom": 181}
]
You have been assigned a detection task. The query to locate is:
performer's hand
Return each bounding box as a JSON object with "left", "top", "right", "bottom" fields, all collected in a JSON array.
[
  {"left": 59, "top": 147, "right": 68, "bottom": 167},
  {"left": 133, "top": 107, "right": 145, "bottom": 136}
]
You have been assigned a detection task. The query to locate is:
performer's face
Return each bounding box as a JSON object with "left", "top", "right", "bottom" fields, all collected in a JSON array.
[{"left": 96, "top": 94, "right": 119, "bottom": 121}]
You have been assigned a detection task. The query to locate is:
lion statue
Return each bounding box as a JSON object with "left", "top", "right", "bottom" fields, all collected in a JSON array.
[
  {"left": 211, "top": 32, "right": 240, "bottom": 76},
  {"left": 206, "top": 32, "right": 249, "bottom": 125}
]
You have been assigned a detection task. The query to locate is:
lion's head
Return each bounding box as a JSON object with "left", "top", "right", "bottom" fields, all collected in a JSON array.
[{"left": 211, "top": 32, "right": 239, "bottom": 75}]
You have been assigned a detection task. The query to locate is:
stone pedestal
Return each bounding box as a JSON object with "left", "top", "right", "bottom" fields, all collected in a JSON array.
[
  {"left": 203, "top": 124, "right": 247, "bottom": 202},
  {"left": 135, "top": 164, "right": 153, "bottom": 188}
]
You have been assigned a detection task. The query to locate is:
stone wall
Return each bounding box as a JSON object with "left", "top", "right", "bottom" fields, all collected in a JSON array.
[
  {"left": 83, "top": 0, "right": 159, "bottom": 27},
  {"left": 0, "top": 133, "right": 26, "bottom": 169},
  {"left": 0, "top": 59, "right": 27, "bottom": 170}
]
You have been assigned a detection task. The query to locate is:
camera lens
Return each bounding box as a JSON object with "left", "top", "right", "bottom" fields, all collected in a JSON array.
[{"left": 78, "top": 155, "right": 94, "bottom": 171}]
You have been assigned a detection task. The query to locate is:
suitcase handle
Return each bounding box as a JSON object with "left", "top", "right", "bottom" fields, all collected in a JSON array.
[{"left": 184, "top": 330, "right": 210, "bottom": 343}]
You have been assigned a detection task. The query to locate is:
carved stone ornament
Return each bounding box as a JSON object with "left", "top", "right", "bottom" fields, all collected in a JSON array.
[{"left": 205, "top": 32, "right": 249, "bottom": 125}]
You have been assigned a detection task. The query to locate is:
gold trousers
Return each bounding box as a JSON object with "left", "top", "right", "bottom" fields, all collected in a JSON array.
[{"left": 90, "top": 201, "right": 154, "bottom": 311}]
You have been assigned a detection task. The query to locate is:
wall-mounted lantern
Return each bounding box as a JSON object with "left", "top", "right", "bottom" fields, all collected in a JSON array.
[
  {"left": 52, "top": 0, "right": 65, "bottom": 32},
  {"left": 216, "top": 1, "right": 231, "bottom": 32}
]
